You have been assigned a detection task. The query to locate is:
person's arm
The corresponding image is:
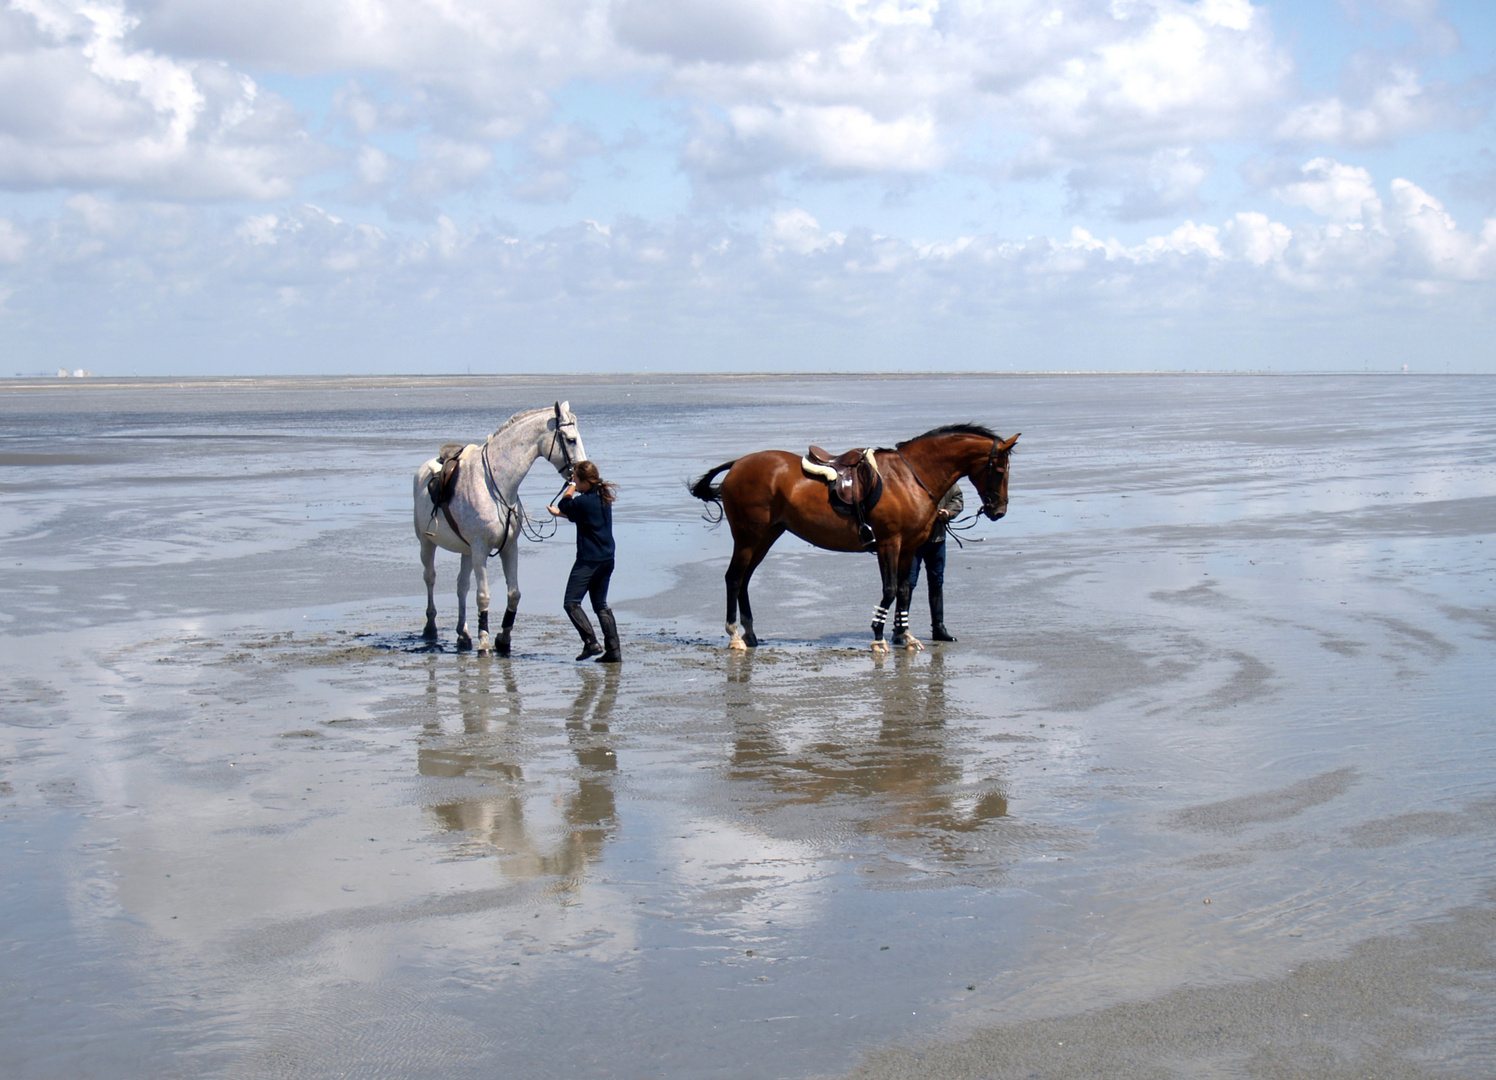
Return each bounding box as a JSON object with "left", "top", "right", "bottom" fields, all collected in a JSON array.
[
  {"left": 939, "top": 485, "right": 963, "bottom": 521},
  {"left": 549, "top": 482, "right": 578, "bottom": 517}
]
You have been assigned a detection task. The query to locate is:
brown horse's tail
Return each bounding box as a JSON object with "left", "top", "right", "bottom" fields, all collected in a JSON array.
[{"left": 688, "top": 460, "right": 736, "bottom": 521}]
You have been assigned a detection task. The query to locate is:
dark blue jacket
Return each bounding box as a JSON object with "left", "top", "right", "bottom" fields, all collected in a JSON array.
[{"left": 558, "top": 489, "right": 615, "bottom": 562}]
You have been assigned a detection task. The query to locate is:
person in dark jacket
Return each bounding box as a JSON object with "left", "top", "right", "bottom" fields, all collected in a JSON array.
[
  {"left": 906, "top": 483, "right": 963, "bottom": 642},
  {"left": 549, "top": 460, "right": 620, "bottom": 662}
]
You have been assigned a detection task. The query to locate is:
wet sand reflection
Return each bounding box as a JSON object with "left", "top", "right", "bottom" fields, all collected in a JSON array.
[
  {"left": 419, "top": 662, "right": 620, "bottom": 887},
  {"left": 726, "top": 650, "right": 1009, "bottom": 860}
]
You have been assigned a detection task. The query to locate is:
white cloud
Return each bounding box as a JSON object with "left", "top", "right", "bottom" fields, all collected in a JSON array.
[
  {"left": 728, "top": 104, "right": 944, "bottom": 175},
  {"left": 1011, "top": 0, "right": 1289, "bottom": 153},
  {"left": 2, "top": 162, "right": 1493, "bottom": 374},
  {"left": 1276, "top": 65, "right": 1445, "bottom": 146},
  {"left": 0, "top": 217, "right": 27, "bottom": 261},
  {"left": 1223, "top": 211, "right": 1291, "bottom": 266},
  {"left": 764, "top": 208, "right": 844, "bottom": 255},
  {"left": 1272, "top": 158, "right": 1383, "bottom": 223},
  {"left": 611, "top": 0, "right": 850, "bottom": 63},
  {"left": 0, "top": 0, "right": 326, "bottom": 197},
  {"left": 1387, "top": 179, "right": 1496, "bottom": 281}
]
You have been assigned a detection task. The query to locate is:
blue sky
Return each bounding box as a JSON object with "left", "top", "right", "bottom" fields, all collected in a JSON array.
[{"left": 1, "top": 0, "right": 1493, "bottom": 374}]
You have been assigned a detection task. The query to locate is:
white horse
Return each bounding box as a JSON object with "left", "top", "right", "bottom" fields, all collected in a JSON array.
[{"left": 413, "top": 402, "right": 587, "bottom": 655}]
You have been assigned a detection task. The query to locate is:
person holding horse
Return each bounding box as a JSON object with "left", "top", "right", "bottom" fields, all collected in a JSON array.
[
  {"left": 548, "top": 460, "right": 621, "bottom": 663},
  {"left": 906, "top": 483, "right": 963, "bottom": 642}
]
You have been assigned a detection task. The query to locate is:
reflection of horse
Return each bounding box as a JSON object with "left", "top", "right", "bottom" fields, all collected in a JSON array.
[
  {"left": 413, "top": 403, "right": 587, "bottom": 655},
  {"left": 727, "top": 651, "right": 1008, "bottom": 852},
  {"left": 690, "top": 425, "right": 1018, "bottom": 653},
  {"left": 418, "top": 665, "right": 619, "bottom": 887}
]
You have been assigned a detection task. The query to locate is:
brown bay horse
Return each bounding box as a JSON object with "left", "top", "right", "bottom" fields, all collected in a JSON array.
[{"left": 689, "top": 424, "right": 1018, "bottom": 653}]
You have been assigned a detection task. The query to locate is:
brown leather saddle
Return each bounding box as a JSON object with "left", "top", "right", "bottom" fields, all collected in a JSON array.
[
  {"left": 425, "top": 443, "right": 469, "bottom": 544},
  {"left": 804, "top": 445, "right": 882, "bottom": 549}
]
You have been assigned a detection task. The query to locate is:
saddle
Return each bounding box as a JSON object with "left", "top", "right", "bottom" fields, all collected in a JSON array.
[
  {"left": 425, "top": 443, "right": 469, "bottom": 544},
  {"left": 802, "top": 445, "right": 882, "bottom": 549}
]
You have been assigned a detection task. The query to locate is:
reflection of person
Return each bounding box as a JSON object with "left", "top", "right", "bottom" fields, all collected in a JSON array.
[
  {"left": 548, "top": 460, "right": 621, "bottom": 663},
  {"left": 906, "top": 483, "right": 963, "bottom": 642}
]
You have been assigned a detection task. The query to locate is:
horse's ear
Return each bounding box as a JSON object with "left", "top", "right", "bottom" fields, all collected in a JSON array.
[
  {"left": 559, "top": 400, "right": 570, "bottom": 417},
  {"left": 1002, "top": 433, "right": 1020, "bottom": 449}
]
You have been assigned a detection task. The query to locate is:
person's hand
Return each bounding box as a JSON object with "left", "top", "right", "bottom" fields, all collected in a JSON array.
[{"left": 547, "top": 504, "right": 562, "bottom": 516}]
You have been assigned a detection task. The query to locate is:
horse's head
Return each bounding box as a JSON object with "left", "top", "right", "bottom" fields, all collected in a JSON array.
[
  {"left": 544, "top": 400, "right": 587, "bottom": 479},
  {"left": 976, "top": 433, "right": 1020, "bottom": 520}
]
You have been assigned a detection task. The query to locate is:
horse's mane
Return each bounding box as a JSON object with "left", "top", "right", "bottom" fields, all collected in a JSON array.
[
  {"left": 493, "top": 407, "right": 552, "bottom": 436},
  {"left": 896, "top": 422, "right": 1000, "bottom": 448}
]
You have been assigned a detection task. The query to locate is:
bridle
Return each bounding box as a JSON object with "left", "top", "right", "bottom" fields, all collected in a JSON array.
[
  {"left": 977, "top": 437, "right": 1009, "bottom": 520},
  {"left": 898, "top": 434, "right": 1009, "bottom": 519},
  {"left": 549, "top": 401, "right": 578, "bottom": 480}
]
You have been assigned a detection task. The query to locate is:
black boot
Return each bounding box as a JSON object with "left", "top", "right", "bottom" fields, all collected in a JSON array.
[
  {"left": 930, "top": 591, "right": 956, "bottom": 642},
  {"left": 567, "top": 603, "right": 603, "bottom": 661},
  {"left": 595, "top": 607, "right": 622, "bottom": 663}
]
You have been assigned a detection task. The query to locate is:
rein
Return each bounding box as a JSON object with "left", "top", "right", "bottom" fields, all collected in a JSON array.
[
  {"left": 524, "top": 401, "right": 579, "bottom": 542},
  {"left": 476, "top": 434, "right": 521, "bottom": 556},
  {"left": 894, "top": 449, "right": 938, "bottom": 502}
]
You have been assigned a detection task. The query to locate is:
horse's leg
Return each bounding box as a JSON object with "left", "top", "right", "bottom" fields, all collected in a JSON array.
[
  {"left": 891, "top": 543, "right": 924, "bottom": 653},
  {"left": 494, "top": 540, "right": 520, "bottom": 658},
  {"left": 421, "top": 537, "right": 439, "bottom": 640},
  {"left": 725, "top": 544, "right": 749, "bottom": 651},
  {"left": 455, "top": 550, "right": 474, "bottom": 651},
  {"left": 870, "top": 542, "right": 903, "bottom": 656},
  {"left": 473, "top": 546, "right": 493, "bottom": 654},
  {"left": 736, "top": 525, "right": 784, "bottom": 648}
]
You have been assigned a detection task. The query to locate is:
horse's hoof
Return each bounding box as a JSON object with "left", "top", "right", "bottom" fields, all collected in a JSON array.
[
  {"left": 421, "top": 623, "right": 438, "bottom": 642},
  {"left": 456, "top": 633, "right": 473, "bottom": 652},
  {"left": 729, "top": 639, "right": 748, "bottom": 652},
  {"left": 904, "top": 637, "right": 925, "bottom": 652},
  {"left": 871, "top": 640, "right": 889, "bottom": 655},
  {"left": 742, "top": 634, "right": 759, "bottom": 648},
  {"left": 477, "top": 632, "right": 492, "bottom": 654},
  {"left": 495, "top": 640, "right": 511, "bottom": 658}
]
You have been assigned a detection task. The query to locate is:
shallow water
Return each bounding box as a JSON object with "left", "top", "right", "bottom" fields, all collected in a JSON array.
[{"left": 2, "top": 374, "right": 1494, "bottom": 1079}]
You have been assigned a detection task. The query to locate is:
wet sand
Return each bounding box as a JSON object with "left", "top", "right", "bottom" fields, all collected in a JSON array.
[{"left": 1, "top": 374, "right": 1494, "bottom": 1078}]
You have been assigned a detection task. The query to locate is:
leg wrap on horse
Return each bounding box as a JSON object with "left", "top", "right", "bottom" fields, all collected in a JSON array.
[
  {"left": 871, "top": 603, "right": 890, "bottom": 638},
  {"left": 566, "top": 603, "right": 602, "bottom": 661},
  {"left": 478, "top": 610, "right": 489, "bottom": 634}
]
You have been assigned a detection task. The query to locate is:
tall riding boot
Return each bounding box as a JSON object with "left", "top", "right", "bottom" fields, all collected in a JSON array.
[
  {"left": 595, "top": 607, "right": 622, "bottom": 663},
  {"left": 566, "top": 603, "right": 603, "bottom": 661},
  {"left": 930, "top": 590, "right": 956, "bottom": 642}
]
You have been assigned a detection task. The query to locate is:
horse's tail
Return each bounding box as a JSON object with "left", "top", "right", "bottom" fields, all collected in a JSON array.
[{"left": 688, "top": 460, "right": 736, "bottom": 522}]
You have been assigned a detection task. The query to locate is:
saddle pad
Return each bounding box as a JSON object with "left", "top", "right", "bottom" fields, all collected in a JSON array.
[{"left": 801, "top": 458, "right": 837, "bottom": 481}]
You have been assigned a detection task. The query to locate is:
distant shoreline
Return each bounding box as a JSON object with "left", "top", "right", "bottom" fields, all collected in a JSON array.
[{"left": 3, "top": 370, "right": 1487, "bottom": 392}]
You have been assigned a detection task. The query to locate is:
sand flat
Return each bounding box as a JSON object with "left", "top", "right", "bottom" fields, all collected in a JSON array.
[{"left": 1, "top": 374, "right": 1493, "bottom": 1078}]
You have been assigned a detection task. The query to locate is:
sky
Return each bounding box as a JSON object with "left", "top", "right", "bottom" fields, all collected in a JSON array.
[{"left": 1, "top": 0, "right": 1493, "bottom": 374}]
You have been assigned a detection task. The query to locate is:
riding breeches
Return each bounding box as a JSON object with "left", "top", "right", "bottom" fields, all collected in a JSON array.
[{"left": 564, "top": 558, "right": 615, "bottom": 611}]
